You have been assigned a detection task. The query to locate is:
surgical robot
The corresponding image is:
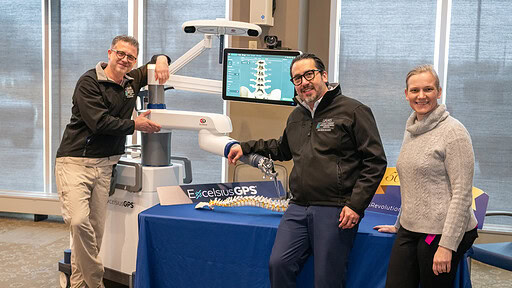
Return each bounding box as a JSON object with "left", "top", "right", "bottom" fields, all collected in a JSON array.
[{"left": 59, "top": 19, "right": 280, "bottom": 287}]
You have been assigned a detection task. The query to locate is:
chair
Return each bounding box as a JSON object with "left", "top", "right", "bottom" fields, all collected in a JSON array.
[{"left": 467, "top": 211, "right": 512, "bottom": 271}]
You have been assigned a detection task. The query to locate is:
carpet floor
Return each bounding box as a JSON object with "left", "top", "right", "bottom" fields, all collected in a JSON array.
[{"left": 0, "top": 212, "right": 510, "bottom": 288}]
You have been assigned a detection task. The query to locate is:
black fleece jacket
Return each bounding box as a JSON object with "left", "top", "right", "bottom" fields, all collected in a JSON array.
[
  {"left": 240, "top": 84, "right": 387, "bottom": 216},
  {"left": 56, "top": 55, "right": 170, "bottom": 158}
]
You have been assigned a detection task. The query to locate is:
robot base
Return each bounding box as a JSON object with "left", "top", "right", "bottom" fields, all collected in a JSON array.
[{"left": 58, "top": 159, "right": 184, "bottom": 288}]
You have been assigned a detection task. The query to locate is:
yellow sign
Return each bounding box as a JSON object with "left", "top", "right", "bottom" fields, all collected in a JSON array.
[
  {"left": 376, "top": 167, "right": 485, "bottom": 212},
  {"left": 376, "top": 167, "right": 400, "bottom": 194},
  {"left": 471, "top": 187, "right": 484, "bottom": 211}
]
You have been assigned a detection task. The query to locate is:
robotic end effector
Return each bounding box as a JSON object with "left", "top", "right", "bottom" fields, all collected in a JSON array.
[
  {"left": 240, "top": 153, "right": 283, "bottom": 199},
  {"left": 197, "top": 129, "right": 276, "bottom": 180},
  {"left": 240, "top": 153, "right": 278, "bottom": 180},
  {"left": 222, "top": 140, "right": 282, "bottom": 198}
]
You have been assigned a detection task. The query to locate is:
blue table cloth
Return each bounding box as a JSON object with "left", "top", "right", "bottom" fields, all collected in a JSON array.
[{"left": 135, "top": 204, "right": 471, "bottom": 288}]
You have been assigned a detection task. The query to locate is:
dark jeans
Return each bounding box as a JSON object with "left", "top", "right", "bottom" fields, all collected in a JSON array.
[
  {"left": 385, "top": 227, "right": 478, "bottom": 288},
  {"left": 269, "top": 204, "right": 358, "bottom": 288}
]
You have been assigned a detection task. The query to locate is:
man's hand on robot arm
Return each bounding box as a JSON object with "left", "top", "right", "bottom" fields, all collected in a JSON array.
[
  {"left": 134, "top": 110, "right": 162, "bottom": 133},
  {"left": 154, "top": 56, "right": 170, "bottom": 84},
  {"left": 227, "top": 144, "right": 243, "bottom": 165}
]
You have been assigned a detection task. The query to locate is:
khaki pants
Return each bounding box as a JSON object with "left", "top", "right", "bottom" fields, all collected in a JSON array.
[{"left": 55, "top": 156, "right": 120, "bottom": 288}]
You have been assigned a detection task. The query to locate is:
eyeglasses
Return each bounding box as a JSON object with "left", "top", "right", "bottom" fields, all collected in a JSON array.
[
  {"left": 111, "top": 49, "right": 137, "bottom": 62},
  {"left": 290, "top": 69, "right": 322, "bottom": 86}
]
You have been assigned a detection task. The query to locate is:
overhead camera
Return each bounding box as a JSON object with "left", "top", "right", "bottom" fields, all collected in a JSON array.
[
  {"left": 264, "top": 35, "right": 281, "bottom": 49},
  {"left": 182, "top": 19, "right": 261, "bottom": 37}
]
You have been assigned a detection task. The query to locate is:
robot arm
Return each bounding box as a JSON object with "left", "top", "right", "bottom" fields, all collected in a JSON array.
[
  {"left": 147, "top": 109, "right": 277, "bottom": 179},
  {"left": 148, "top": 109, "right": 232, "bottom": 134}
]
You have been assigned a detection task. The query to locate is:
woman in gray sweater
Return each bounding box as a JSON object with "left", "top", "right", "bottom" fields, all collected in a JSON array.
[{"left": 374, "top": 65, "right": 478, "bottom": 288}]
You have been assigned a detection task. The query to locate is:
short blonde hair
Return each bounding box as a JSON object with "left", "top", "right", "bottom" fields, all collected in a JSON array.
[{"left": 405, "top": 64, "right": 440, "bottom": 90}]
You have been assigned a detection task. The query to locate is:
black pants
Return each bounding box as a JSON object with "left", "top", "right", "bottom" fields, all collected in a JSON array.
[{"left": 385, "top": 227, "right": 478, "bottom": 288}]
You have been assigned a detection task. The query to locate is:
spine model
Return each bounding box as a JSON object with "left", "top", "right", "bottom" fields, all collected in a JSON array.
[
  {"left": 195, "top": 196, "right": 289, "bottom": 212},
  {"left": 250, "top": 60, "right": 271, "bottom": 99}
]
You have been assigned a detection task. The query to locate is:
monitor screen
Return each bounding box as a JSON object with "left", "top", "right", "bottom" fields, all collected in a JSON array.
[{"left": 222, "top": 48, "right": 301, "bottom": 106}]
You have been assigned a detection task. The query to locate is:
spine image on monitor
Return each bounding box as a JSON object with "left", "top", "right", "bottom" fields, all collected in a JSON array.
[{"left": 240, "top": 60, "right": 281, "bottom": 100}]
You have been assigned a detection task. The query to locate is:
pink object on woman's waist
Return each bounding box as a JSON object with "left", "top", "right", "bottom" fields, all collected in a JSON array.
[{"left": 425, "top": 234, "right": 436, "bottom": 245}]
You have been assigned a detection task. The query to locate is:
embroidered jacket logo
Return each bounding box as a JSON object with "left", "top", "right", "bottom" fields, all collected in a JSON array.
[
  {"left": 125, "top": 86, "right": 135, "bottom": 98},
  {"left": 316, "top": 118, "right": 334, "bottom": 132}
]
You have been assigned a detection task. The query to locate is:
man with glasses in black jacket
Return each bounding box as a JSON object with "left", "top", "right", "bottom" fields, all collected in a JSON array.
[
  {"left": 55, "top": 35, "right": 170, "bottom": 288},
  {"left": 228, "top": 53, "right": 387, "bottom": 287}
]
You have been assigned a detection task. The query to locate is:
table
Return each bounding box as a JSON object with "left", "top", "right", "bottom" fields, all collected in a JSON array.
[{"left": 135, "top": 204, "right": 471, "bottom": 288}]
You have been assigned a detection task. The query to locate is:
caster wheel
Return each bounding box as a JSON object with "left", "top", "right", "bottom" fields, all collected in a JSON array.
[{"left": 60, "top": 272, "right": 70, "bottom": 288}]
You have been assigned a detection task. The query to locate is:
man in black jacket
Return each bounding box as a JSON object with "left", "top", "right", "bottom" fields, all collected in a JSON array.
[
  {"left": 227, "top": 53, "right": 387, "bottom": 287},
  {"left": 55, "top": 35, "right": 170, "bottom": 288}
]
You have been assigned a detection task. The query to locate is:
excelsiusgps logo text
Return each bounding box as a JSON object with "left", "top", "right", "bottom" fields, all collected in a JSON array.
[
  {"left": 107, "top": 199, "right": 134, "bottom": 209},
  {"left": 187, "top": 185, "right": 258, "bottom": 200}
]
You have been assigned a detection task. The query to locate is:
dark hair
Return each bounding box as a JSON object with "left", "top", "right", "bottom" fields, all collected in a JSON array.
[
  {"left": 289, "top": 53, "right": 326, "bottom": 77},
  {"left": 111, "top": 35, "right": 139, "bottom": 55}
]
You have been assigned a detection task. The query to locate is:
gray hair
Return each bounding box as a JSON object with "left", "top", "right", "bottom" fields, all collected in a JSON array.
[
  {"left": 405, "top": 64, "right": 440, "bottom": 90},
  {"left": 111, "top": 35, "right": 139, "bottom": 54}
]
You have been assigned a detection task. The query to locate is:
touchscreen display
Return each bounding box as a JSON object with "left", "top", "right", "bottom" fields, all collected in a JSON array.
[{"left": 222, "top": 48, "right": 301, "bottom": 106}]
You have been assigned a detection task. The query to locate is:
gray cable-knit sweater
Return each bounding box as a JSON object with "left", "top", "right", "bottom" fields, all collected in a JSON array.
[{"left": 395, "top": 104, "right": 478, "bottom": 251}]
